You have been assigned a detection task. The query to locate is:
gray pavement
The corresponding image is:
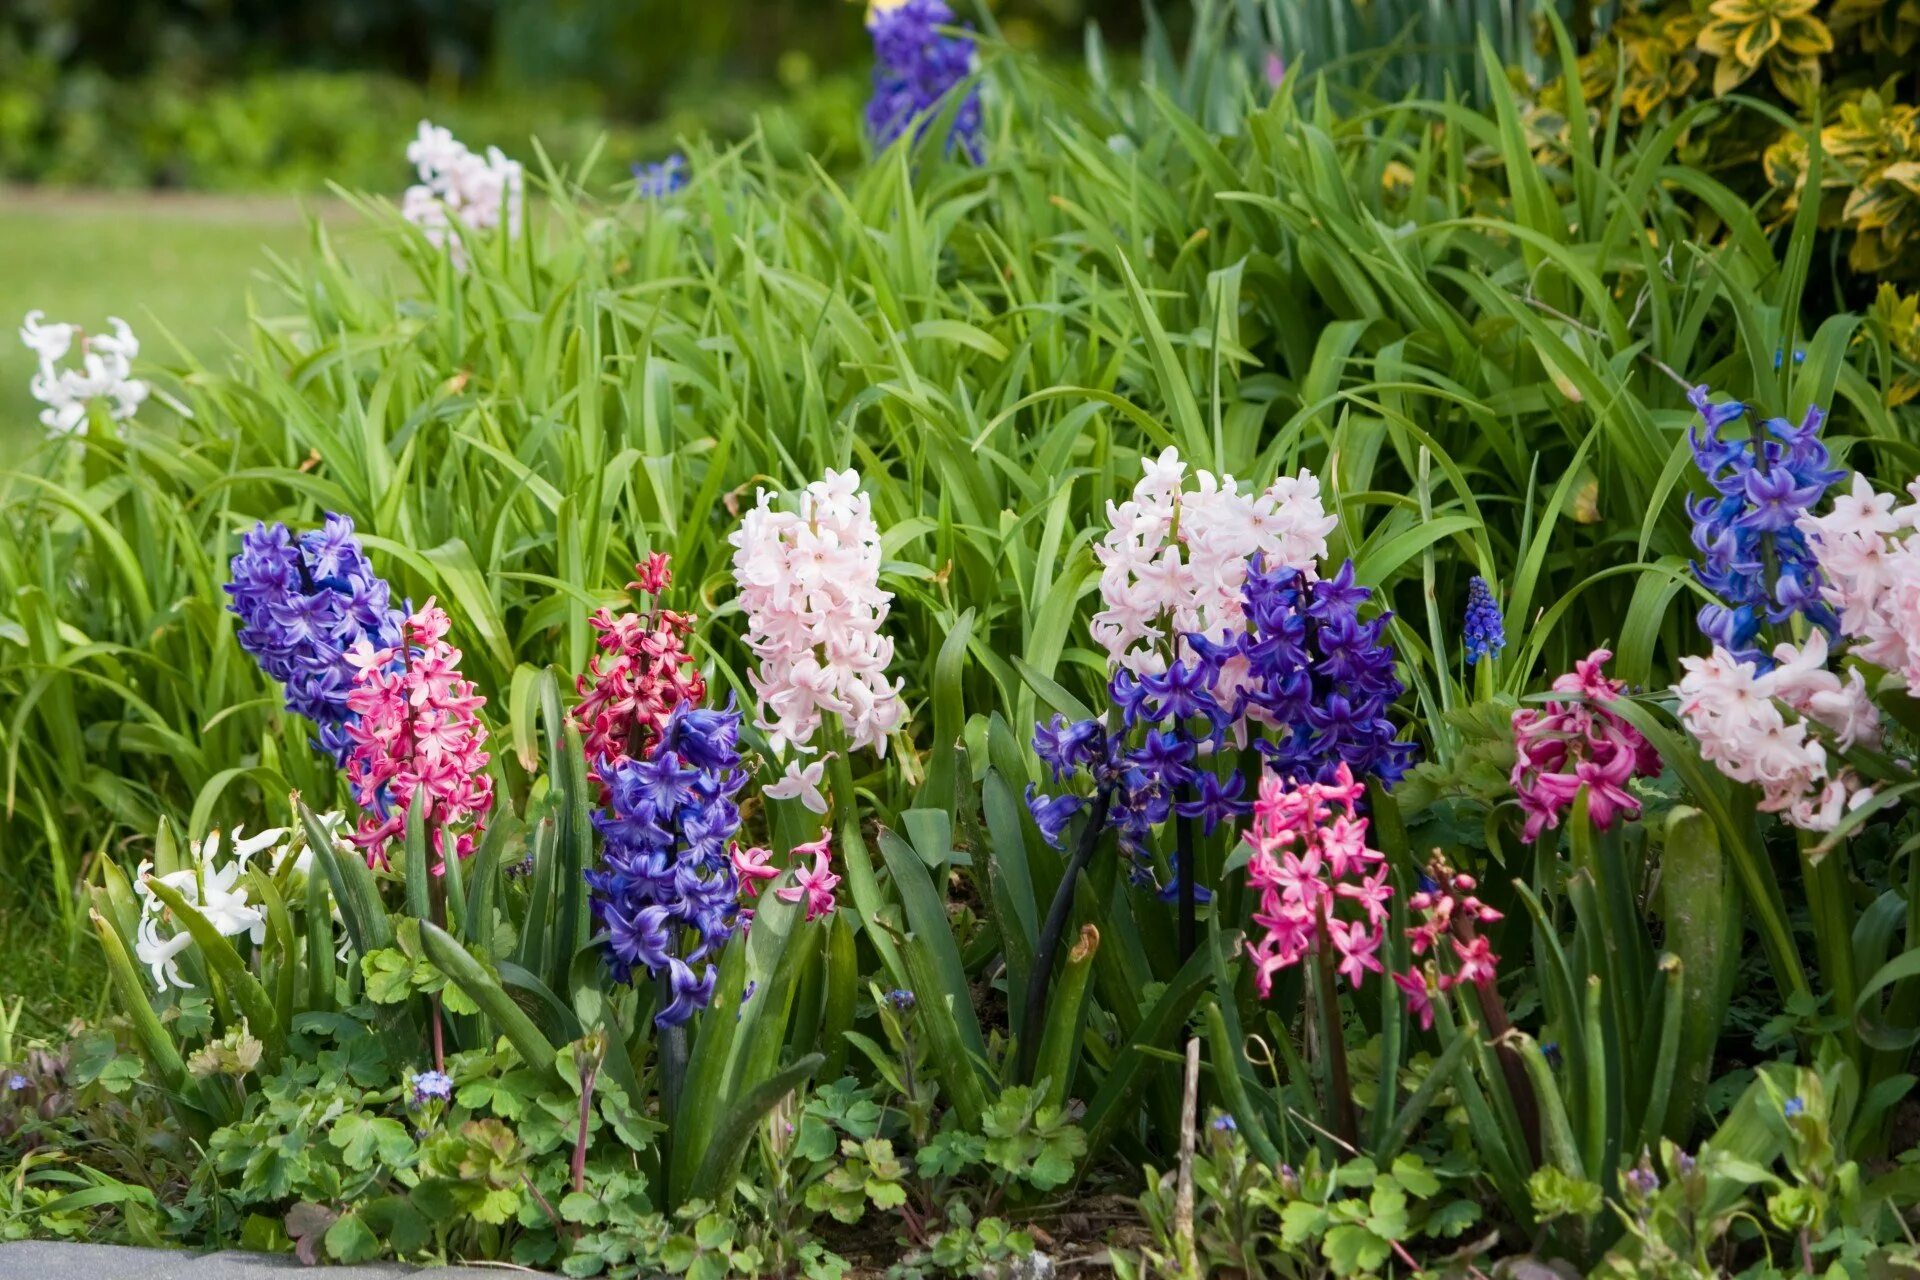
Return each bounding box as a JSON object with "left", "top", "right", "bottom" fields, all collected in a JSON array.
[{"left": 0, "top": 1243, "right": 537, "bottom": 1279}]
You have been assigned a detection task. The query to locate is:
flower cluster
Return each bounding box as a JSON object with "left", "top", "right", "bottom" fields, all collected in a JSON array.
[
  {"left": 226, "top": 515, "right": 406, "bottom": 767},
  {"left": 134, "top": 826, "right": 300, "bottom": 991},
  {"left": 1242, "top": 765, "right": 1392, "bottom": 997},
  {"left": 634, "top": 154, "right": 689, "bottom": 199},
  {"left": 1029, "top": 558, "right": 1413, "bottom": 895},
  {"left": 1510, "top": 649, "right": 1661, "bottom": 841},
  {"left": 571, "top": 554, "right": 706, "bottom": 799},
  {"left": 866, "top": 0, "right": 983, "bottom": 160},
  {"left": 729, "top": 469, "right": 906, "bottom": 761},
  {"left": 1686, "top": 385, "right": 1843, "bottom": 664},
  {"left": 19, "top": 310, "right": 147, "bottom": 437},
  {"left": 1090, "top": 448, "right": 1337, "bottom": 678},
  {"left": 400, "top": 121, "right": 524, "bottom": 265},
  {"left": 342, "top": 602, "right": 495, "bottom": 869},
  {"left": 1463, "top": 575, "right": 1506, "bottom": 665},
  {"left": 1678, "top": 633, "right": 1879, "bottom": 832},
  {"left": 1800, "top": 473, "right": 1920, "bottom": 687},
  {"left": 586, "top": 701, "right": 748, "bottom": 1025},
  {"left": 1396, "top": 857, "right": 1503, "bottom": 1030}
]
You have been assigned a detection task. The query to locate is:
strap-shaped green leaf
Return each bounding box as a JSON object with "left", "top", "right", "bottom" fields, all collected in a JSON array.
[
  {"left": 686, "top": 1053, "right": 825, "bottom": 1205},
  {"left": 303, "top": 801, "right": 392, "bottom": 958},
  {"left": 418, "top": 919, "right": 557, "bottom": 1080},
  {"left": 141, "top": 875, "right": 283, "bottom": 1064}
]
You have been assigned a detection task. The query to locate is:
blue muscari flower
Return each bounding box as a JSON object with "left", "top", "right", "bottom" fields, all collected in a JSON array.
[
  {"left": 866, "top": 0, "right": 983, "bottom": 162},
  {"left": 225, "top": 514, "right": 404, "bottom": 766},
  {"left": 410, "top": 1070, "right": 453, "bottom": 1105},
  {"left": 1783, "top": 1095, "right": 1805, "bottom": 1118},
  {"left": 5, "top": 1073, "right": 26, "bottom": 1092},
  {"left": 1686, "top": 386, "right": 1843, "bottom": 666},
  {"left": 586, "top": 700, "right": 746, "bottom": 1026},
  {"left": 634, "top": 153, "right": 688, "bottom": 199},
  {"left": 1211, "top": 1113, "right": 1237, "bottom": 1132},
  {"left": 1463, "top": 575, "right": 1505, "bottom": 665},
  {"left": 884, "top": 988, "right": 917, "bottom": 1011}
]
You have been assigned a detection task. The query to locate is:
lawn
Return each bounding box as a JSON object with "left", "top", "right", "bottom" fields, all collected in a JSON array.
[{"left": 0, "top": 191, "right": 387, "bottom": 448}]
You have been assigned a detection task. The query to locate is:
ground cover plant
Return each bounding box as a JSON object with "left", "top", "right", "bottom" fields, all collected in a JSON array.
[{"left": 7, "top": 1, "right": 1920, "bottom": 1274}]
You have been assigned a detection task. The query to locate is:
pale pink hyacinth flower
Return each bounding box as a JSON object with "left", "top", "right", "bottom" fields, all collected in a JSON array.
[
  {"left": 343, "top": 600, "right": 496, "bottom": 869},
  {"left": 1242, "top": 763, "right": 1391, "bottom": 998},
  {"left": 401, "top": 121, "right": 524, "bottom": 267},
  {"left": 1510, "top": 649, "right": 1661, "bottom": 841},
  {"left": 1090, "top": 447, "right": 1337, "bottom": 682},
  {"left": 1676, "top": 632, "right": 1878, "bottom": 832},
  {"left": 1800, "top": 472, "right": 1920, "bottom": 689},
  {"left": 728, "top": 469, "right": 906, "bottom": 759}
]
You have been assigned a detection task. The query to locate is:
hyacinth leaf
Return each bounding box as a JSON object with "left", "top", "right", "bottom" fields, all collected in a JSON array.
[
  {"left": 671, "top": 928, "right": 753, "bottom": 1201},
  {"left": 244, "top": 865, "right": 299, "bottom": 1033},
  {"left": 1201, "top": 998, "right": 1279, "bottom": 1166},
  {"left": 403, "top": 789, "right": 431, "bottom": 924},
  {"left": 900, "top": 931, "right": 990, "bottom": 1133},
  {"left": 140, "top": 876, "right": 284, "bottom": 1066},
  {"left": 418, "top": 920, "right": 557, "bottom": 1080},
  {"left": 1636, "top": 956, "right": 1687, "bottom": 1155},
  {"left": 305, "top": 866, "right": 335, "bottom": 1016},
  {"left": 877, "top": 828, "right": 987, "bottom": 1064},
  {"left": 1376, "top": 1024, "right": 1477, "bottom": 1163},
  {"left": 819, "top": 912, "right": 858, "bottom": 1082},
  {"left": 1427, "top": 996, "right": 1533, "bottom": 1224},
  {"left": 1513, "top": 1032, "right": 1586, "bottom": 1184},
  {"left": 1513, "top": 880, "right": 1592, "bottom": 1139},
  {"left": 917, "top": 609, "right": 974, "bottom": 815},
  {"left": 88, "top": 908, "right": 189, "bottom": 1097},
  {"left": 1034, "top": 923, "right": 1100, "bottom": 1112},
  {"left": 1659, "top": 806, "right": 1740, "bottom": 1135},
  {"left": 825, "top": 746, "right": 906, "bottom": 990},
  {"left": 1601, "top": 700, "right": 1807, "bottom": 1000},
  {"left": 684, "top": 1052, "right": 825, "bottom": 1207},
  {"left": 495, "top": 960, "right": 582, "bottom": 1045},
  {"left": 1079, "top": 931, "right": 1231, "bottom": 1174},
  {"left": 461, "top": 810, "right": 520, "bottom": 955},
  {"left": 302, "top": 801, "right": 392, "bottom": 959}
]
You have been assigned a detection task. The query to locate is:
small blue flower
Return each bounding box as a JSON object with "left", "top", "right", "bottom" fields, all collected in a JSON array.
[
  {"left": 1783, "top": 1095, "right": 1805, "bottom": 1118},
  {"left": 1463, "top": 575, "right": 1506, "bottom": 665},
  {"left": 884, "top": 989, "right": 917, "bottom": 1011},
  {"left": 410, "top": 1070, "right": 454, "bottom": 1106},
  {"left": 1541, "top": 1040, "right": 1562, "bottom": 1070},
  {"left": 5, "top": 1073, "right": 27, "bottom": 1092},
  {"left": 1210, "top": 1113, "right": 1237, "bottom": 1132},
  {"left": 634, "top": 154, "right": 689, "bottom": 199},
  {"left": 1772, "top": 347, "right": 1806, "bottom": 369}
]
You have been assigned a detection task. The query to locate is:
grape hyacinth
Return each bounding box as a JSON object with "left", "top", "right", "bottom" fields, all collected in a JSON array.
[
  {"left": 634, "top": 154, "right": 689, "bottom": 199},
  {"left": 728, "top": 469, "right": 906, "bottom": 759},
  {"left": 343, "top": 602, "right": 495, "bottom": 869},
  {"left": 226, "top": 514, "right": 406, "bottom": 766},
  {"left": 1686, "top": 385, "right": 1843, "bottom": 665},
  {"left": 866, "top": 0, "right": 983, "bottom": 161},
  {"left": 19, "top": 311, "right": 148, "bottom": 437},
  {"left": 585, "top": 699, "right": 749, "bottom": 1027},
  {"left": 1463, "top": 575, "right": 1506, "bottom": 664},
  {"left": 571, "top": 553, "right": 706, "bottom": 800},
  {"left": 1242, "top": 764, "right": 1392, "bottom": 998},
  {"left": 1510, "top": 649, "right": 1660, "bottom": 841}
]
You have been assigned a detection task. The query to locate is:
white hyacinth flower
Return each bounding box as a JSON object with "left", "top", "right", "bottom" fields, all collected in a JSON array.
[
  {"left": 18, "top": 311, "right": 149, "bottom": 439},
  {"left": 401, "top": 120, "right": 524, "bottom": 268}
]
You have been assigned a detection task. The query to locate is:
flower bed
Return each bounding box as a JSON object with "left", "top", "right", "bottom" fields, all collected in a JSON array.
[{"left": 6, "top": 6, "right": 1920, "bottom": 1276}]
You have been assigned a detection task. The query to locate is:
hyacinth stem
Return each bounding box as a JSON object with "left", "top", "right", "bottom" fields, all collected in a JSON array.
[
  {"left": 1175, "top": 785, "right": 1196, "bottom": 961},
  {"left": 1454, "top": 916, "right": 1541, "bottom": 1163},
  {"left": 1311, "top": 914, "right": 1359, "bottom": 1146},
  {"left": 1017, "top": 786, "right": 1112, "bottom": 1084},
  {"left": 657, "top": 971, "right": 689, "bottom": 1146}
]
